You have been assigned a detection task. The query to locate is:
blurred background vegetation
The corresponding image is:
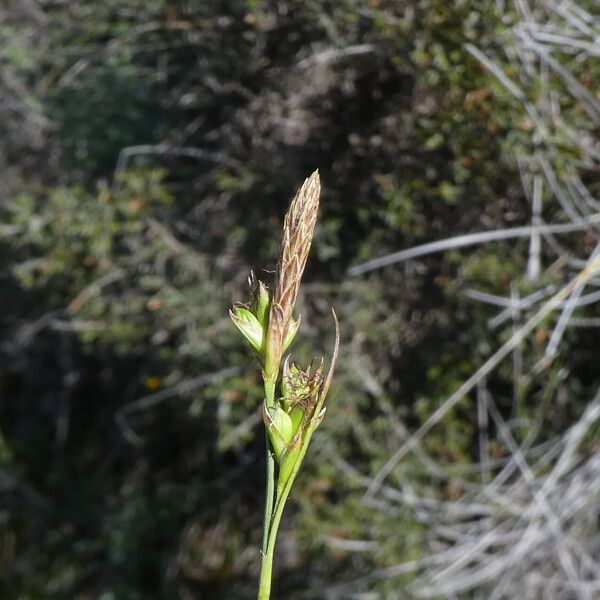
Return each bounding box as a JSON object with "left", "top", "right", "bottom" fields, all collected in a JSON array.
[{"left": 1, "top": 1, "right": 599, "bottom": 598}]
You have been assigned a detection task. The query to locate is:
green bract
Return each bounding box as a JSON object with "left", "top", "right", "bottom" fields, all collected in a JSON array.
[
  {"left": 229, "top": 306, "right": 265, "bottom": 353},
  {"left": 263, "top": 405, "right": 293, "bottom": 462}
]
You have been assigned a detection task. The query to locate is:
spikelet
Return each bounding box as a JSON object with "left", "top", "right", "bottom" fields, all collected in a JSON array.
[
  {"left": 264, "top": 308, "right": 339, "bottom": 489},
  {"left": 264, "top": 170, "right": 321, "bottom": 381}
]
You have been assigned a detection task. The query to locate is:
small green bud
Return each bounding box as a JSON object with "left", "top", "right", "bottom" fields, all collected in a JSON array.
[
  {"left": 229, "top": 306, "right": 264, "bottom": 352},
  {"left": 254, "top": 280, "right": 271, "bottom": 329},
  {"left": 281, "top": 358, "right": 305, "bottom": 408},
  {"left": 281, "top": 359, "right": 295, "bottom": 409},
  {"left": 281, "top": 356, "right": 322, "bottom": 411},
  {"left": 263, "top": 404, "right": 294, "bottom": 463}
]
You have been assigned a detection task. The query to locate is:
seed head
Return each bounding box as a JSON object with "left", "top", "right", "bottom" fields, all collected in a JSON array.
[
  {"left": 263, "top": 308, "right": 340, "bottom": 488},
  {"left": 264, "top": 170, "right": 321, "bottom": 380}
]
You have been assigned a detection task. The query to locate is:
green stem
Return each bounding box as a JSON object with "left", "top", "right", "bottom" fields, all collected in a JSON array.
[
  {"left": 259, "top": 378, "right": 277, "bottom": 599},
  {"left": 261, "top": 432, "right": 275, "bottom": 556},
  {"left": 257, "top": 522, "right": 275, "bottom": 600},
  {"left": 258, "top": 415, "right": 320, "bottom": 600},
  {"left": 257, "top": 485, "right": 288, "bottom": 600}
]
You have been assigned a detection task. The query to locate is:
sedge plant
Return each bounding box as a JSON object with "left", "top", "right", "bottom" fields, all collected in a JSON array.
[{"left": 229, "top": 170, "right": 339, "bottom": 599}]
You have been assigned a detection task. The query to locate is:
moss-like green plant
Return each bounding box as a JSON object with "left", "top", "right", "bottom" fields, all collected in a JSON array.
[{"left": 230, "top": 171, "right": 339, "bottom": 599}]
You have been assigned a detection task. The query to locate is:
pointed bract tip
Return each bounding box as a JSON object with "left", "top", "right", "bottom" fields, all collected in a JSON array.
[{"left": 320, "top": 307, "right": 339, "bottom": 402}]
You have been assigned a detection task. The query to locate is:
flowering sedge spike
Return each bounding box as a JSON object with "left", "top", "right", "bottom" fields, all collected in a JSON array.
[
  {"left": 267, "top": 312, "right": 339, "bottom": 493},
  {"left": 229, "top": 170, "right": 338, "bottom": 600},
  {"left": 264, "top": 171, "right": 320, "bottom": 386}
]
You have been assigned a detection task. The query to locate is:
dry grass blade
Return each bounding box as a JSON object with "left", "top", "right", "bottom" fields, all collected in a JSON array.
[
  {"left": 365, "top": 255, "right": 600, "bottom": 497},
  {"left": 347, "top": 216, "right": 600, "bottom": 276},
  {"left": 344, "top": 6, "right": 600, "bottom": 597}
]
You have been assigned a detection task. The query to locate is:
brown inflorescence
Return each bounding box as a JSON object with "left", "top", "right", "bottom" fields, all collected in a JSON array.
[{"left": 264, "top": 170, "right": 320, "bottom": 382}]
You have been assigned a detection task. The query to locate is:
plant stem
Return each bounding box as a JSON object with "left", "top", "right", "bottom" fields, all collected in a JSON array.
[
  {"left": 262, "top": 433, "right": 275, "bottom": 555},
  {"left": 258, "top": 413, "right": 320, "bottom": 599},
  {"left": 258, "top": 521, "right": 275, "bottom": 600},
  {"left": 257, "top": 489, "right": 285, "bottom": 600},
  {"left": 258, "top": 466, "right": 295, "bottom": 600},
  {"left": 259, "top": 378, "right": 277, "bottom": 599},
  {"left": 258, "top": 439, "right": 312, "bottom": 599}
]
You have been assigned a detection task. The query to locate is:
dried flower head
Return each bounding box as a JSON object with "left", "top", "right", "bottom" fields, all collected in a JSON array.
[{"left": 264, "top": 170, "right": 321, "bottom": 381}]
